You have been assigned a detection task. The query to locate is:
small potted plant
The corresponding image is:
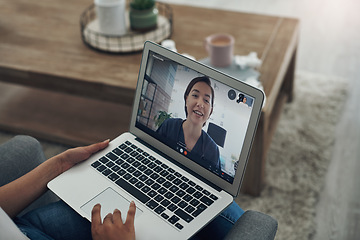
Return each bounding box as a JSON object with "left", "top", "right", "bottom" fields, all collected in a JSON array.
[{"left": 129, "top": 0, "right": 158, "bottom": 31}]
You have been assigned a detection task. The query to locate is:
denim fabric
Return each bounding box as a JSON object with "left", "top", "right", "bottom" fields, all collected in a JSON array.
[{"left": 15, "top": 200, "right": 243, "bottom": 240}]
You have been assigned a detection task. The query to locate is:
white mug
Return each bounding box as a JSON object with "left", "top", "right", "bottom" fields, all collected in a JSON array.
[
  {"left": 205, "top": 33, "right": 235, "bottom": 67},
  {"left": 95, "top": 0, "right": 127, "bottom": 35}
]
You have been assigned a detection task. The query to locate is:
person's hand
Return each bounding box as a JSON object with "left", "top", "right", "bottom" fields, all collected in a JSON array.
[
  {"left": 91, "top": 202, "right": 136, "bottom": 240},
  {"left": 56, "top": 139, "right": 110, "bottom": 173}
]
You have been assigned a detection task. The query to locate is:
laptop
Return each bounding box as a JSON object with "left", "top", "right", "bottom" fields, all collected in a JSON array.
[{"left": 48, "top": 41, "right": 264, "bottom": 239}]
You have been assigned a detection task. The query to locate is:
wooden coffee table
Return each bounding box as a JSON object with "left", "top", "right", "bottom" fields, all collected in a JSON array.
[{"left": 0, "top": 0, "right": 299, "bottom": 196}]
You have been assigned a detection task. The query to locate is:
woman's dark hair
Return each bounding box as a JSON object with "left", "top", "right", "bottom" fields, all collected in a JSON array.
[{"left": 184, "top": 76, "right": 214, "bottom": 117}]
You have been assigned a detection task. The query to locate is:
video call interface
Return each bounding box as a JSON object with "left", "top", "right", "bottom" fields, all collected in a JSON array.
[{"left": 136, "top": 51, "right": 255, "bottom": 184}]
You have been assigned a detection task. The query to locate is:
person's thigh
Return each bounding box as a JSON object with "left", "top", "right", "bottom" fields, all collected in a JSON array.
[
  {"left": 15, "top": 201, "right": 92, "bottom": 240},
  {"left": 191, "top": 201, "right": 244, "bottom": 240}
]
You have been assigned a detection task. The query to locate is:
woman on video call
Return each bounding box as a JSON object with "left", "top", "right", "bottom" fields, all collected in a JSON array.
[{"left": 156, "top": 76, "right": 221, "bottom": 172}]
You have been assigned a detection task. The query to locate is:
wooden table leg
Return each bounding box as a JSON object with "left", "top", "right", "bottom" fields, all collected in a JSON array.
[{"left": 240, "top": 49, "right": 297, "bottom": 196}]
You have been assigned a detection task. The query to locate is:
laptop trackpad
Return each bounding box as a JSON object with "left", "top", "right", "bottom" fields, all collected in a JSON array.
[{"left": 81, "top": 187, "right": 143, "bottom": 223}]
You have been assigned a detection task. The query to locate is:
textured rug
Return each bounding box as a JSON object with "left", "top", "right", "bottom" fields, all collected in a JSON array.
[
  {"left": 235, "top": 71, "right": 348, "bottom": 239},
  {"left": 0, "top": 71, "right": 348, "bottom": 239}
]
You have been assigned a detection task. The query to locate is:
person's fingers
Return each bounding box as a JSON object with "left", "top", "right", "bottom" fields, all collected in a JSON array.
[
  {"left": 113, "top": 208, "right": 123, "bottom": 225},
  {"left": 103, "top": 212, "right": 114, "bottom": 224},
  {"left": 91, "top": 204, "right": 102, "bottom": 227},
  {"left": 125, "top": 201, "right": 136, "bottom": 227},
  {"left": 85, "top": 139, "right": 110, "bottom": 155}
]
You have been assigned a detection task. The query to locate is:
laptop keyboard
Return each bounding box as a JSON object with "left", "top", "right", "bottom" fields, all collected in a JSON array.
[{"left": 91, "top": 140, "right": 219, "bottom": 230}]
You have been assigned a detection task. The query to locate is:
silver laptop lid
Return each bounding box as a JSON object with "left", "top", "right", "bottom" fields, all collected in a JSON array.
[{"left": 129, "top": 41, "right": 264, "bottom": 197}]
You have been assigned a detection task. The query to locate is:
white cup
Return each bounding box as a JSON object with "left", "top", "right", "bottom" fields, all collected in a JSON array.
[{"left": 94, "top": 0, "right": 127, "bottom": 35}]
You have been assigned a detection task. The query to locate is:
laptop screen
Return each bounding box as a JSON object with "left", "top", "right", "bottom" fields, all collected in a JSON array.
[{"left": 135, "top": 50, "right": 255, "bottom": 184}]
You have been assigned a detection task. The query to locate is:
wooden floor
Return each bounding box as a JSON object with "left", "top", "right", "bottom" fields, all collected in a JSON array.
[{"left": 162, "top": 0, "right": 360, "bottom": 239}]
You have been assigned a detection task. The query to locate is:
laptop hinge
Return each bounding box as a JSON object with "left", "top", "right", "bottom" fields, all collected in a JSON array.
[{"left": 135, "top": 137, "right": 222, "bottom": 192}]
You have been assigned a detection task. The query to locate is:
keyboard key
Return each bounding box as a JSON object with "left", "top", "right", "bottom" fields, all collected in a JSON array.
[
  {"left": 168, "top": 215, "right": 180, "bottom": 225},
  {"left": 178, "top": 201, "right": 188, "bottom": 209},
  {"left": 121, "top": 162, "right": 130, "bottom": 169},
  {"left": 112, "top": 148, "right": 123, "bottom": 156},
  {"left": 164, "top": 192, "right": 174, "bottom": 199},
  {"left": 124, "top": 147, "right": 133, "bottom": 153},
  {"left": 130, "top": 151, "right": 139, "bottom": 157},
  {"left": 141, "top": 186, "right": 151, "bottom": 193},
  {"left": 115, "top": 178, "right": 150, "bottom": 204},
  {"left": 161, "top": 213, "right": 169, "bottom": 219},
  {"left": 190, "top": 199, "right": 200, "bottom": 207},
  {"left": 193, "top": 191, "right": 203, "bottom": 199},
  {"left": 135, "top": 182, "right": 145, "bottom": 189},
  {"left": 154, "top": 195, "right": 164, "bottom": 202},
  {"left": 111, "top": 165, "right": 121, "bottom": 172},
  {"left": 181, "top": 176, "right": 189, "bottom": 182},
  {"left": 133, "top": 170, "right": 142, "bottom": 178},
  {"left": 163, "top": 181, "right": 172, "bottom": 189},
  {"left": 151, "top": 183, "right": 161, "bottom": 190},
  {"left": 192, "top": 204, "right": 207, "bottom": 217},
  {"left": 145, "top": 179, "right": 155, "bottom": 186},
  {"left": 202, "top": 190, "right": 210, "bottom": 196},
  {"left": 195, "top": 185, "right": 203, "bottom": 191},
  {"left": 106, "top": 161, "right": 115, "bottom": 168},
  {"left": 126, "top": 157, "right": 135, "bottom": 164},
  {"left": 185, "top": 205, "right": 195, "bottom": 214},
  {"left": 136, "top": 155, "right": 145, "bottom": 161},
  {"left": 139, "top": 174, "right": 148, "bottom": 182},
  {"left": 99, "top": 157, "right": 109, "bottom": 164},
  {"left": 123, "top": 173, "right": 132, "bottom": 180},
  {"left": 115, "top": 159, "right": 124, "bottom": 165},
  {"left": 210, "top": 194, "right": 218, "bottom": 201},
  {"left": 183, "top": 194, "right": 193, "bottom": 202},
  {"left": 108, "top": 173, "right": 120, "bottom": 181},
  {"left": 166, "top": 174, "right": 175, "bottom": 181},
  {"left": 144, "top": 169, "right": 153, "bottom": 176},
  {"left": 188, "top": 180, "right": 196, "bottom": 187},
  {"left": 186, "top": 187, "right": 196, "bottom": 195},
  {"left": 161, "top": 199, "right": 171, "bottom": 207},
  {"left": 129, "top": 177, "right": 138, "bottom": 185},
  {"left": 169, "top": 186, "right": 179, "bottom": 193},
  {"left": 132, "top": 161, "right": 141, "bottom": 168},
  {"left": 91, "top": 161, "right": 101, "bottom": 168},
  {"left": 154, "top": 166, "right": 163, "bottom": 173},
  {"left": 117, "top": 169, "right": 126, "bottom": 176},
  {"left": 171, "top": 196, "right": 181, "bottom": 204},
  {"left": 148, "top": 190, "right": 157, "bottom": 198},
  {"left": 158, "top": 187, "right": 167, "bottom": 195},
  {"left": 175, "top": 223, "right": 183, "bottom": 230},
  {"left": 160, "top": 170, "right": 169, "bottom": 177},
  {"left": 146, "top": 200, "right": 159, "bottom": 210},
  {"left": 150, "top": 173, "right": 159, "bottom": 180},
  {"left": 102, "top": 169, "right": 112, "bottom": 176},
  {"left": 176, "top": 190, "right": 186, "bottom": 198},
  {"left": 167, "top": 204, "right": 178, "bottom": 212},
  {"left": 155, "top": 206, "right": 166, "bottom": 214},
  {"left": 200, "top": 196, "right": 214, "bottom": 206},
  {"left": 106, "top": 152, "right": 118, "bottom": 161},
  {"left": 175, "top": 209, "right": 194, "bottom": 223},
  {"left": 156, "top": 177, "right": 166, "bottom": 184},
  {"left": 173, "top": 178, "right": 182, "bottom": 186},
  {"left": 119, "top": 143, "right": 127, "bottom": 149},
  {"left": 121, "top": 153, "right": 130, "bottom": 160},
  {"left": 97, "top": 165, "right": 106, "bottom": 172},
  {"left": 179, "top": 183, "right": 189, "bottom": 190}
]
